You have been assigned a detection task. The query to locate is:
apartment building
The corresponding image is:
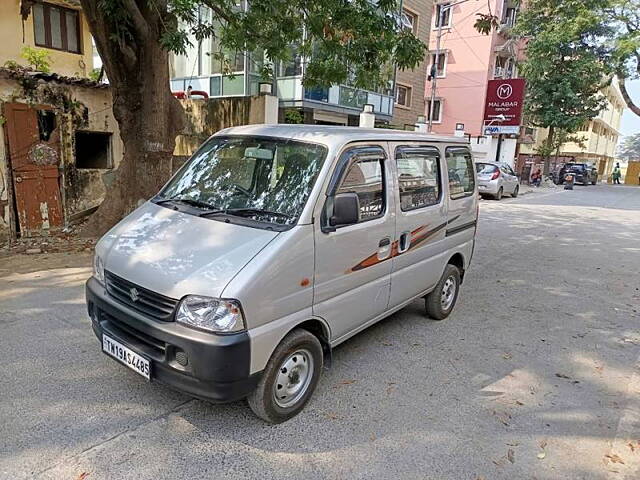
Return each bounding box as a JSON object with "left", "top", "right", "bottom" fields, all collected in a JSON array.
[
  {"left": 392, "top": 0, "right": 433, "bottom": 128},
  {"left": 171, "top": 1, "right": 432, "bottom": 127},
  {"left": 427, "top": 0, "right": 522, "bottom": 164},
  {"left": 518, "top": 80, "right": 625, "bottom": 179}
]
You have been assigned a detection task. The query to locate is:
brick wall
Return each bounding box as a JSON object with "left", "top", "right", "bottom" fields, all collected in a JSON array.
[{"left": 391, "top": 0, "right": 433, "bottom": 129}]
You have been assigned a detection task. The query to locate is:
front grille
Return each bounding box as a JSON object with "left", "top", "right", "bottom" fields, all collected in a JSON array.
[
  {"left": 99, "top": 310, "right": 166, "bottom": 355},
  {"left": 105, "top": 271, "right": 178, "bottom": 321}
]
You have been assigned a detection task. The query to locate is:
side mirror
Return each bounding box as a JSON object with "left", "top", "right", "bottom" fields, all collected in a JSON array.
[{"left": 329, "top": 192, "right": 360, "bottom": 227}]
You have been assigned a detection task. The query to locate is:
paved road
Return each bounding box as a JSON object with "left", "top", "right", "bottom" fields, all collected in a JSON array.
[{"left": 1, "top": 184, "right": 639, "bottom": 480}]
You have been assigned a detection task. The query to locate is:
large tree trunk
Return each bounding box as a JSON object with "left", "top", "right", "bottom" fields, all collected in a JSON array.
[
  {"left": 543, "top": 125, "right": 555, "bottom": 176},
  {"left": 79, "top": 0, "right": 186, "bottom": 237}
]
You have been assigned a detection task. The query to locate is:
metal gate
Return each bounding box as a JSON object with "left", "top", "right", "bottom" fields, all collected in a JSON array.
[{"left": 3, "top": 102, "right": 63, "bottom": 234}]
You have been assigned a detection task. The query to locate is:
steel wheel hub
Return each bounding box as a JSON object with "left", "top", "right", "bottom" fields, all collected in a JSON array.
[
  {"left": 273, "top": 349, "right": 313, "bottom": 408},
  {"left": 440, "top": 276, "right": 456, "bottom": 311}
]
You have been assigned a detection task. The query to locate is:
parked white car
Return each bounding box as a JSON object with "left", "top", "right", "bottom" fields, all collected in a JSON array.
[
  {"left": 475, "top": 161, "right": 519, "bottom": 200},
  {"left": 87, "top": 125, "right": 479, "bottom": 423}
]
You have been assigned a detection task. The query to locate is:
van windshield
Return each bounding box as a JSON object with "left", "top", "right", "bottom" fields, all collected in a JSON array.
[{"left": 159, "top": 136, "right": 327, "bottom": 228}]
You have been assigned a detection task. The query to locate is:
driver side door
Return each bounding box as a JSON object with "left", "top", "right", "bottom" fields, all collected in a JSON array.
[{"left": 313, "top": 145, "right": 396, "bottom": 343}]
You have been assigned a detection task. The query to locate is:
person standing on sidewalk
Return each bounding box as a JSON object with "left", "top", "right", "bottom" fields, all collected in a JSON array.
[{"left": 613, "top": 163, "right": 622, "bottom": 185}]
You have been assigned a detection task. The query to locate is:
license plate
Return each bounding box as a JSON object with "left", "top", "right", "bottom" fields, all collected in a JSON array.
[{"left": 102, "top": 334, "right": 151, "bottom": 380}]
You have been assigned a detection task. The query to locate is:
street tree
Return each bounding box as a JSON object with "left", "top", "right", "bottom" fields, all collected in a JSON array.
[
  {"left": 78, "top": 0, "right": 426, "bottom": 235},
  {"left": 515, "top": 0, "right": 612, "bottom": 174},
  {"left": 617, "top": 132, "right": 640, "bottom": 159},
  {"left": 608, "top": 0, "right": 640, "bottom": 117}
]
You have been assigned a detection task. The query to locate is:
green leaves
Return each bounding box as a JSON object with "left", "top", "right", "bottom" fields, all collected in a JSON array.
[
  {"left": 145, "top": 0, "right": 424, "bottom": 91},
  {"left": 516, "top": 0, "right": 612, "bottom": 133}
]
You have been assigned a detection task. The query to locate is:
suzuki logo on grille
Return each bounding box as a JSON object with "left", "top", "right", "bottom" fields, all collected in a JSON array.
[{"left": 129, "top": 287, "right": 140, "bottom": 302}]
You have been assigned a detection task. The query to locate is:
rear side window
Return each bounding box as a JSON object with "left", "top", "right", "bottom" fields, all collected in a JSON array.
[
  {"left": 446, "top": 147, "right": 475, "bottom": 199},
  {"left": 336, "top": 152, "right": 385, "bottom": 222},
  {"left": 395, "top": 146, "right": 441, "bottom": 211},
  {"left": 476, "top": 163, "right": 498, "bottom": 174}
]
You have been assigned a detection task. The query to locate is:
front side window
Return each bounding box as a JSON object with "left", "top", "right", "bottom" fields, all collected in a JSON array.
[
  {"left": 336, "top": 153, "right": 385, "bottom": 222},
  {"left": 446, "top": 147, "right": 475, "bottom": 199},
  {"left": 396, "top": 146, "right": 441, "bottom": 211},
  {"left": 33, "top": 2, "right": 81, "bottom": 53},
  {"left": 161, "top": 136, "right": 327, "bottom": 228}
]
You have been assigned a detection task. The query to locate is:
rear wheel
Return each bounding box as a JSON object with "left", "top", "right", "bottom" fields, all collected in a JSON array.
[
  {"left": 425, "top": 264, "right": 462, "bottom": 320},
  {"left": 495, "top": 187, "right": 503, "bottom": 200},
  {"left": 511, "top": 185, "right": 519, "bottom": 198},
  {"left": 247, "top": 329, "right": 323, "bottom": 424}
]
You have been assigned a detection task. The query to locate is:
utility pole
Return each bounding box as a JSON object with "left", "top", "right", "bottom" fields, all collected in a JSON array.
[{"left": 428, "top": 0, "right": 475, "bottom": 133}]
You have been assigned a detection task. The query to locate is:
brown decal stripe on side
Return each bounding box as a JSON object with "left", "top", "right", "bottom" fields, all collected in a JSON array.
[
  {"left": 406, "top": 220, "right": 448, "bottom": 252},
  {"left": 348, "top": 221, "right": 452, "bottom": 273}
]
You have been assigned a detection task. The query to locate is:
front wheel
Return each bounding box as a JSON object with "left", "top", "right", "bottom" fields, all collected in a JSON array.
[
  {"left": 511, "top": 185, "right": 519, "bottom": 198},
  {"left": 247, "top": 329, "right": 323, "bottom": 424},
  {"left": 425, "top": 264, "right": 462, "bottom": 320}
]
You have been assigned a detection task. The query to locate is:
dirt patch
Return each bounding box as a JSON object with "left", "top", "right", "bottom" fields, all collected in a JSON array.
[{"left": 0, "top": 251, "right": 92, "bottom": 277}]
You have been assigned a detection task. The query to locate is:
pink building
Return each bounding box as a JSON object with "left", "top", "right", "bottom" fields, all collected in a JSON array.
[{"left": 427, "top": 0, "right": 521, "bottom": 162}]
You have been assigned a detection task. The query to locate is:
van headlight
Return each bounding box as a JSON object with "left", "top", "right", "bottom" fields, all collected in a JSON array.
[
  {"left": 93, "top": 253, "right": 105, "bottom": 285},
  {"left": 176, "top": 296, "right": 245, "bottom": 333}
]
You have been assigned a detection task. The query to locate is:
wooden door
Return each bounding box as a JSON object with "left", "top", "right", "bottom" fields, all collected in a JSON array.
[{"left": 4, "top": 103, "right": 63, "bottom": 234}]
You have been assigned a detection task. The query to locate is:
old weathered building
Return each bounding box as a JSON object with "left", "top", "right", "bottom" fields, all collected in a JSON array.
[{"left": 0, "top": 67, "right": 123, "bottom": 239}]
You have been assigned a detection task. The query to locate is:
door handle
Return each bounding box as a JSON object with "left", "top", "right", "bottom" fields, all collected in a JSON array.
[
  {"left": 379, "top": 237, "right": 391, "bottom": 247},
  {"left": 397, "top": 231, "right": 410, "bottom": 253}
]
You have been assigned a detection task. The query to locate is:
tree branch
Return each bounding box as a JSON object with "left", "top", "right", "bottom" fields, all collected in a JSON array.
[
  {"left": 619, "top": 76, "right": 640, "bottom": 117},
  {"left": 121, "top": 0, "right": 149, "bottom": 38}
]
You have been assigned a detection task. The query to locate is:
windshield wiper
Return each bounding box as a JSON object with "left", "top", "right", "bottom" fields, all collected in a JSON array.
[
  {"left": 226, "top": 208, "right": 293, "bottom": 219},
  {"left": 155, "top": 197, "right": 217, "bottom": 210},
  {"left": 199, "top": 207, "right": 292, "bottom": 220}
]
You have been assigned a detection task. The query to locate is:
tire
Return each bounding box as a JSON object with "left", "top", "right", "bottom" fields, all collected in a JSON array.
[
  {"left": 511, "top": 185, "right": 519, "bottom": 198},
  {"left": 425, "top": 264, "right": 462, "bottom": 321},
  {"left": 247, "top": 329, "right": 323, "bottom": 424},
  {"left": 495, "top": 187, "right": 503, "bottom": 200}
]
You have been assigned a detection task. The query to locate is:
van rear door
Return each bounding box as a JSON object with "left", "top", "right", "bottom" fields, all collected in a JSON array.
[
  {"left": 444, "top": 145, "right": 478, "bottom": 248},
  {"left": 387, "top": 143, "right": 448, "bottom": 308}
]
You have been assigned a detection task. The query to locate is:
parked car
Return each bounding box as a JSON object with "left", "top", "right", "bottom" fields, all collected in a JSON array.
[
  {"left": 86, "top": 125, "right": 478, "bottom": 423},
  {"left": 475, "top": 161, "right": 519, "bottom": 199},
  {"left": 557, "top": 163, "right": 598, "bottom": 185}
]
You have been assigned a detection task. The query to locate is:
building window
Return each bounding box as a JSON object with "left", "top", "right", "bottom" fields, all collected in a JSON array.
[
  {"left": 434, "top": 3, "right": 452, "bottom": 28},
  {"left": 430, "top": 53, "right": 447, "bottom": 78},
  {"left": 402, "top": 9, "right": 419, "bottom": 34},
  {"left": 32, "top": 2, "right": 82, "bottom": 53},
  {"left": 75, "top": 131, "right": 112, "bottom": 169},
  {"left": 494, "top": 57, "right": 516, "bottom": 79},
  {"left": 426, "top": 99, "right": 442, "bottom": 123},
  {"left": 396, "top": 84, "right": 412, "bottom": 108}
]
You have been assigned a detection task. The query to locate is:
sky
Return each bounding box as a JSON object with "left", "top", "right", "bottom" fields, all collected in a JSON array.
[{"left": 620, "top": 79, "right": 640, "bottom": 138}]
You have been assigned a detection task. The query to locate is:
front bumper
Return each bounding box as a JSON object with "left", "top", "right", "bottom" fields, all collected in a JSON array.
[{"left": 86, "top": 277, "right": 260, "bottom": 403}]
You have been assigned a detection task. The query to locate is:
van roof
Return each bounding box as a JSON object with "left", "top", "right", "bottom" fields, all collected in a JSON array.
[{"left": 216, "top": 124, "right": 469, "bottom": 147}]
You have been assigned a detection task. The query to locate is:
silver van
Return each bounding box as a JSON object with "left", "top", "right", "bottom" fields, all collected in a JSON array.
[{"left": 86, "top": 125, "right": 478, "bottom": 423}]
